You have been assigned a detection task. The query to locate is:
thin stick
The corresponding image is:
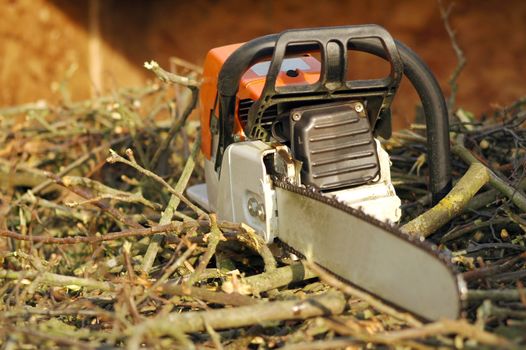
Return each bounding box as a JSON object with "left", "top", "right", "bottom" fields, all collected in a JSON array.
[
  {"left": 0, "top": 221, "right": 191, "bottom": 244},
  {"left": 62, "top": 175, "right": 160, "bottom": 209},
  {"left": 106, "top": 149, "right": 207, "bottom": 218},
  {"left": 467, "top": 289, "right": 522, "bottom": 302},
  {"left": 3, "top": 326, "right": 97, "bottom": 350},
  {"left": 150, "top": 85, "right": 198, "bottom": 169},
  {"left": 187, "top": 214, "right": 223, "bottom": 285},
  {"left": 0, "top": 269, "right": 114, "bottom": 291},
  {"left": 160, "top": 283, "right": 258, "bottom": 307},
  {"left": 463, "top": 252, "right": 526, "bottom": 282},
  {"left": 235, "top": 224, "right": 277, "bottom": 273},
  {"left": 141, "top": 138, "right": 201, "bottom": 274},
  {"left": 243, "top": 262, "right": 317, "bottom": 295},
  {"left": 280, "top": 339, "right": 363, "bottom": 350},
  {"left": 452, "top": 143, "right": 526, "bottom": 212},
  {"left": 136, "top": 244, "right": 197, "bottom": 305},
  {"left": 51, "top": 173, "right": 143, "bottom": 229},
  {"left": 374, "top": 319, "right": 510, "bottom": 348},
  {"left": 11, "top": 136, "right": 128, "bottom": 203},
  {"left": 438, "top": 0, "right": 466, "bottom": 114},
  {"left": 144, "top": 61, "right": 201, "bottom": 88},
  {"left": 441, "top": 214, "right": 526, "bottom": 243}
]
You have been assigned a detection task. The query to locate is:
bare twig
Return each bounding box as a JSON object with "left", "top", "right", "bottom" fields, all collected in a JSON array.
[
  {"left": 467, "top": 289, "right": 523, "bottom": 302},
  {"left": 0, "top": 269, "right": 114, "bottom": 291},
  {"left": 106, "top": 148, "right": 207, "bottom": 218},
  {"left": 62, "top": 175, "right": 160, "bottom": 209},
  {"left": 438, "top": 0, "right": 466, "bottom": 115},
  {"left": 144, "top": 60, "right": 201, "bottom": 88},
  {"left": 150, "top": 81, "right": 199, "bottom": 169},
  {"left": 463, "top": 252, "right": 526, "bottom": 282},
  {"left": 141, "top": 138, "right": 202, "bottom": 274},
  {"left": 374, "top": 319, "right": 509, "bottom": 348},
  {"left": 51, "top": 173, "right": 144, "bottom": 229},
  {"left": 187, "top": 214, "right": 224, "bottom": 285},
  {"left": 452, "top": 142, "right": 526, "bottom": 212},
  {"left": 136, "top": 244, "right": 197, "bottom": 304},
  {"left": 161, "top": 283, "right": 258, "bottom": 307},
  {"left": 0, "top": 221, "right": 191, "bottom": 244},
  {"left": 441, "top": 213, "right": 526, "bottom": 242}
]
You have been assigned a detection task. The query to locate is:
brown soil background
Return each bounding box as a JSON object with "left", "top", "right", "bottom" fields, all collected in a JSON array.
[{"left": 1, "top": 0, "right": 525, "bottom": 128}]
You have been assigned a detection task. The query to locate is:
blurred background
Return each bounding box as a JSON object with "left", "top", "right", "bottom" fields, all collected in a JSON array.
[{"left": 1, "top": 0, "right": 525, "bottom": 128}]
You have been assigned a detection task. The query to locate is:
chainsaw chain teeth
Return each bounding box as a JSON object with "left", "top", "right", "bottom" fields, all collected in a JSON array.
[{"left": 271, "top": 176, "right": 458, "bottom": 271}]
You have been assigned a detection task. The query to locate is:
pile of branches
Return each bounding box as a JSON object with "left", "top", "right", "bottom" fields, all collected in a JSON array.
[{"left": 0, "top": 58, "right": 525, "bottom": 349}]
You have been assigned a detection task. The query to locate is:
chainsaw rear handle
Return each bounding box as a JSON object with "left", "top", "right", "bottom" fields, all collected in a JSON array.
[{"left": 216, "top": 24, "right": 452, "bottom": 203}]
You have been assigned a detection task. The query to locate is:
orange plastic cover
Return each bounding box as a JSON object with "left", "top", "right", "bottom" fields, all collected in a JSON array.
[{"left": 200, "top": 43, "right": 321, "bottom": 159}]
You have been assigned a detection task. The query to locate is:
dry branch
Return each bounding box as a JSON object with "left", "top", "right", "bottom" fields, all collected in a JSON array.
[
  {"left": 187, "top": 214, "right": 224, "bottom": 285},
  {"left": 374, "top": 319, "right": 510, "bottom": 348},
  {"left": 244, "top": 262, "right": 317, "bottom": 294},
  {"left": 467, "top": 289, "right": 523, "bottom": 302},
  {"left": 52, "top": 173, "right": 144, "bottom": 229},
  {"left": 0, "top": 221, "right": 189, "bottom": 244},
  {"left": 452, "top": 143, "right": 526, "bottom": 212},
  {"left": 234, "top": 224, "right": 277, "bottom": 273},
  {"left": 438, "top": 0, "right": 466, "bottom": 114},
  {"left": 0, "top": 269, "right": 114, "bottom": 291},
  {"left": 142, "top": 138, "right": 201, "bottom": 274},
  {"left": 160, "top": 283, "right": 258, "bottom": 306},
  {"left": 127, "top": 291, "right": 346, "bottom": 349},
  {"left": 402, "top": 163, "right": 489, "bottom": 237},
  {"left": 107, "top": 148, "right": 207, "bottom": 218},
  {"left": 144, "top": 60, "right": 201, "bottom": 88}
]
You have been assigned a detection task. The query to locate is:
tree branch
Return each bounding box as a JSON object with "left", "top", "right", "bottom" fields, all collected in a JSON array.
[{"left": 402, "top": 163, "right": 489, "bottom": 237}]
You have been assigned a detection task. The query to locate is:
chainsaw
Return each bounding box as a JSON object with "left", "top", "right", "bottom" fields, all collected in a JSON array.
[{"left": 187, "top": 25, "right": 467, "bottom": 320}]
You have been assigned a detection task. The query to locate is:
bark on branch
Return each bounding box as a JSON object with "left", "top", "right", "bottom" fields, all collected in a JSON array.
[
  {"left": 402, "top": 163, "right": 490, "bottom": 237},
  {"left": 127, "top": 291, "right": 346, "bottom": 350},
  {"left": 452, "top": 143, "right": 526, "bottom": 212}
]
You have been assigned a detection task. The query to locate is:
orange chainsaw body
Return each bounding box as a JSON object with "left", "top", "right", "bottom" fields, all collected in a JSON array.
[{"left": 199, "top": 44, "right": 321, "bottom": 159}]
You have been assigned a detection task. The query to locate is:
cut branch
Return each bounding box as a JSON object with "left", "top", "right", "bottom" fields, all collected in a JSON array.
[
  {"left": 244, "top": 262, "right": 317, "bottom": 295},
  {"left": 127, "top": 291, "right": 346, "bottom": 350},
  {"left": 401, "top": 163, "right": 489, "bottom": 237}
]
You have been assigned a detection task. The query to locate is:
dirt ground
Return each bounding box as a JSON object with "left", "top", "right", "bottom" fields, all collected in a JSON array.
[{"left": 1, "top": 0, "right": 526, "bottom": 128}]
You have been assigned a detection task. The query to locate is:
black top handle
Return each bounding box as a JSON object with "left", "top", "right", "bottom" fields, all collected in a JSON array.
[
  {"left": 216, "top": 24, "right": 451, "bottom": 203},
  {"left": 247, "top": 25, "right": 403, "bottom": 141}
]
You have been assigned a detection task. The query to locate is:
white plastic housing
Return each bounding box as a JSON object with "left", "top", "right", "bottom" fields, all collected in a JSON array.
[{"left": 186, "top": 139, "right": 401, "bottom": 242}]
